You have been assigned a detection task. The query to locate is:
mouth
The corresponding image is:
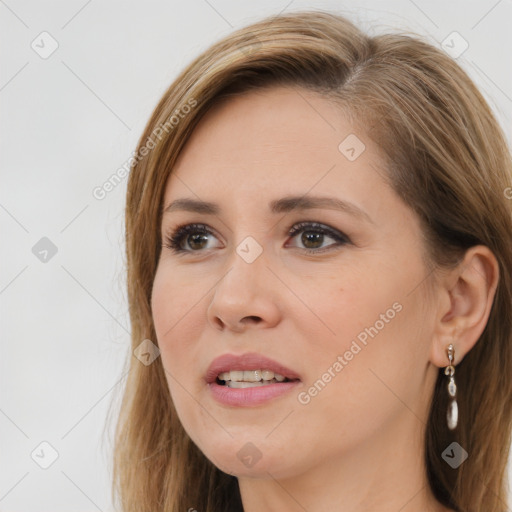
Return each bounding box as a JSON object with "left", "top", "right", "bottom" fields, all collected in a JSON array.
[
  {"left": 205, "top": 352, "right": 301, "bottom": 385},
  {"left": 206, "top": 353, "right": 302, "bottom": 407},
  {"left": 216, "top": 369, "right": 299, "bottom": 388}
]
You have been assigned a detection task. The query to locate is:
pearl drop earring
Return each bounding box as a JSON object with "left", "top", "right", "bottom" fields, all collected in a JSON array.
[{"left": 445, "top": 343, "right": 458, "bottom": 430}]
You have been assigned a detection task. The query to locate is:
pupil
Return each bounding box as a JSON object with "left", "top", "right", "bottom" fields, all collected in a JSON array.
[
  {"left": 302, "top": 232, "right": 323, "bottom": 248},
  {"left": 189, "top": 233, "right": 208, "bottom": 250}
]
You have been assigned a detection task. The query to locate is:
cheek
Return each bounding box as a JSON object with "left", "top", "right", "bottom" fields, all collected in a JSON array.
[
  {"left": 151, "top": 266, "right": 197, "bottom": 386},
  {"left": 293, "top": 305, "right": 420, "bottom": 455},
  {"left": 291, "top": 266, "right": 397, "bottom": 358},
  {"left": 151, "top": 273, "right": 202, "bottom": 431},
  {"left": 293, "top": 265, "right": 423, "bottom": 411},
  {"left": 151, "top": 264, "right": 175, "bottom": 327},
  {"left": 151, "top": 262, "right": 204, "bottom": 340},
  {"left": 151, "top": 290, "right": 216, "bottom": 463}
]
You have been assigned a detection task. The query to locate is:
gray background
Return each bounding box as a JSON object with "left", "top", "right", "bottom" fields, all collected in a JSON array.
[{"left": 1, "top": 0, "right": 511, "bottom": 510}]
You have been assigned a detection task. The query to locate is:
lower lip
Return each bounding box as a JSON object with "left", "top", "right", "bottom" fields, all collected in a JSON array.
[{"left": 207, "top": 380, "right": 301, "bottom": 407}]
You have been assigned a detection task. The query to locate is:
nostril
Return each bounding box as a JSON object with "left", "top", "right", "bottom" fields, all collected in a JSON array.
[{"left": 242, "top": 315, "right": 261, "bottom": 323}]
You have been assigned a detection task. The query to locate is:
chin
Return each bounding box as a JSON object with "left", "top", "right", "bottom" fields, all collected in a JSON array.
[{"left": 198, "top": 439, "right": 299, "bottom": 480}]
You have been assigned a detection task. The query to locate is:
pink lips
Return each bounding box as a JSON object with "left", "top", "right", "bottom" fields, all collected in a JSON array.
[
  {"left": 205, "top": 352, "right": 301, "bottom": 384},
  {"left": 205, "top": 352, "right": 302, "bottom": 407}
]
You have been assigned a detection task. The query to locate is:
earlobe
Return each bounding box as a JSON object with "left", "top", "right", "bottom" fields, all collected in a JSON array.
[{"left": 429, "top": 245, "right": 500, "bottom": 368}]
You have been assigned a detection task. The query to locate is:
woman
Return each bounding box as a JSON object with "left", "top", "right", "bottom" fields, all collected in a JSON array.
[{"left": 110, "top": 10, "right": 512, "bottom": 512}]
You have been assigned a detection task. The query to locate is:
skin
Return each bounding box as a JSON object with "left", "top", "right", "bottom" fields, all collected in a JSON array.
[{"left": 151, "top": 86, "right": 499, "bottom": 512}]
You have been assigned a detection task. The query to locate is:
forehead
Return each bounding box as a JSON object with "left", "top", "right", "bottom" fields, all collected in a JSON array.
[{"left": 162, "top": 86, "right": 386, "bottom": 213}]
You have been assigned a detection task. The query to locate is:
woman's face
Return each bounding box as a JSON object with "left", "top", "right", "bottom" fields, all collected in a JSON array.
[{"left": 151, "top": 86, "right": 439, "bottom": 479}]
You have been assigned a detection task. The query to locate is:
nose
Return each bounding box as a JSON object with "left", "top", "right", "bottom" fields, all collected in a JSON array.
[{"left": 206, "top": 246, "right": 282, "bottom": 332}]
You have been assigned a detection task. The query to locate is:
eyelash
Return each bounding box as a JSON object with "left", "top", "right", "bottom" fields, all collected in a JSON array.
[{"left": 162, "top": 221, "right": 350, "bottom": 256}]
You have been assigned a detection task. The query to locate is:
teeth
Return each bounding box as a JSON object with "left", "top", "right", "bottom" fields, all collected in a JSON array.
[
  {"left": 261, "top": 370, "right": 274, "bottom": 380},
  {"left": 218, "top": 369, "right": 288, "bottom": 383},
  {"left": 244, "top": 370, "right": 262, "bottom": 382},
  {"left": 229, "top": 370, "right": 244, "bottom": 382}
]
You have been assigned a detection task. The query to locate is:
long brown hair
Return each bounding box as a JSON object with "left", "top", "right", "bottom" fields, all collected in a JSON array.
[{"left": 108, "top": 10, "right": 512, "bottom": 512}]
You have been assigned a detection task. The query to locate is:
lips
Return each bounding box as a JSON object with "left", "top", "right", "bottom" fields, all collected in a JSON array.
[{"left": 205, "top": 352, "right": 301, "bottom": 384}]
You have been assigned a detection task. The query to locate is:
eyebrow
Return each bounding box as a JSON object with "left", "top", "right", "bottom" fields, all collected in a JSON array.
[{"left": 164, "top": 195, "right": 373, "bottom": 224}]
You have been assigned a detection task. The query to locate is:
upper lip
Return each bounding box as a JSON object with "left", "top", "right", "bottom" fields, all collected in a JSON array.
[{"left": 205, "top": 352, "right": 302, "bottom": 384}]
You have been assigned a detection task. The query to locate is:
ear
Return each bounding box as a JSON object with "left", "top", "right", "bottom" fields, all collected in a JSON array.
[{"left": 429, "top": 245, "right": 500, "bottom": 368}]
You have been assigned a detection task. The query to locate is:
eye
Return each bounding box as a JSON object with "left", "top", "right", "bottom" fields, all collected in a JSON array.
[
  {"left": 162, "top": 221, "right": 350, "bottom": 256},
  {"left": 163, "top": 223, "right": 220, "bottom": 254},
  {"left": 286, "top": 221, "right": 350, "bottom": 254}
]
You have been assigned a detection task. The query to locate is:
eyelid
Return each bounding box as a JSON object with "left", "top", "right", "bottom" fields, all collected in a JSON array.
[{"left": 287, "top": 220, "right": 348, "bottom": 240}]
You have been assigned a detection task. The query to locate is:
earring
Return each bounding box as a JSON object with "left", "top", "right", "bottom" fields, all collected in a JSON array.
[{"left": 445, "top": 343, "right": 458, "bottom": 430}]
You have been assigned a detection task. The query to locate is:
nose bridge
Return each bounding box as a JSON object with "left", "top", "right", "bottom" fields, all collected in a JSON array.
[
  {"left": 207, "top": 234, "right": 281, "bottom": 330},
  {"left": 219, "top": 234, "right": 269, "bottom": 300}
]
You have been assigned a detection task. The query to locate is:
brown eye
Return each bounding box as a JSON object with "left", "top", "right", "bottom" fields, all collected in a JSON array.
[
  {"left": 164, "top": 224, "right": 219, "bottom": 253},
  {"left": 287, "top": 222, "right": 350, "bottom": 253}
]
